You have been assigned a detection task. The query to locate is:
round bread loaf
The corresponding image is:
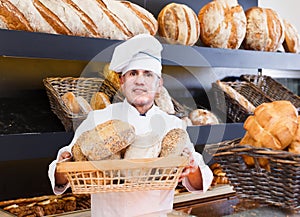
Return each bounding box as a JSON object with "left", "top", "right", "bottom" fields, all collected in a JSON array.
[
  {"left": 243, "top": 7, "right": 285, "bottom": 52},
  {"left": 154, "top": 86, "right": 175, "bottom": 114},
  {"left": 189, "top": 109, "right": 219, "bottom": 125},
  {"left": 76, "top": 120, "right": 135, "bottom": 160},
  {"left": 283, "top": 19, "right": 300, "bottom": 53},
  {"left": 160, "top": 128, "right": 189, "bottom": 157},
  {"left": 61, "top": 92, "right": 81, "bottom": 114},
  {"left": 198, "top": 0, "right": 246, "bottom": 49},
  {"left": 77, "top": 96, "right": 93, "bottom": 114},
  {"left": 90, "top": 92, "right": 111, "bottom": 110},
  {"left": 157, "top": 3, "right": 200, "bottom": 46},
  {"left": 288, "top": 116, "right": 300, "bottom": 154}
]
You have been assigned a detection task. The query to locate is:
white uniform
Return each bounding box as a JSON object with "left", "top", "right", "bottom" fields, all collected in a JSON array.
[{"left": 48, "top": 100, "right": 213, "bottom": 217}]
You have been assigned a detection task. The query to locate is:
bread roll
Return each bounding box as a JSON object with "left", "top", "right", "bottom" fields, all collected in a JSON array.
[
  {"left": 189, "top": 109, "right": 219, "bottom": 125},
  {"left": 154, "top": 86, "right": 175, "bottom": 115},
  {"left": 0, "top": 0, "right": 158, "bottom": 40},
  {"left": 283, "top": 19, "right": 300, "bottom": 53},
  {"left": 243, "top": 7, "right": 285, "bottom": 52},
  {"left": 90, "top": 92, "right": 111, "bottom": 110},
  {"left": 76, "top": 120, "right": 135, "bottom": 160},
  {"left": 77, "top": 96, "right": 93, "bottom": 114},
  {"left": 198, "top": 0, "right": 246, "bottom": 49},
  {"left": 160, "top": 128, "right": 189, "bottom": 157},
  {"left": 157, "top": 3, "right": 200, "bottom": 46},
  {"left": 61, "top": 92, "right": 81, "bottom": 114},
  {"left": 72, "top": 143, "right": 88, "bottom": 161}
]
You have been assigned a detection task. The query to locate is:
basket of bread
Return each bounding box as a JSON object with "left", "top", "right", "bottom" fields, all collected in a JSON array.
[
  {"left": 57, "top": 120, "right": 189, "bottom": 194},
  {"left": 207, "top": 101, "right": 300, "bottom": 211}
]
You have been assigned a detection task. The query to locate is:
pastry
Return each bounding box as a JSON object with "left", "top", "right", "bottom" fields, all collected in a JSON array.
[{"left": 189, "top": 109, "right": 219, "bottom": 125}]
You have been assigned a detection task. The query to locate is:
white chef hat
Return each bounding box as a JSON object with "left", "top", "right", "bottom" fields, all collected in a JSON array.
[{"left": 109, "top": 34, "right": 163, "bottom": 77}]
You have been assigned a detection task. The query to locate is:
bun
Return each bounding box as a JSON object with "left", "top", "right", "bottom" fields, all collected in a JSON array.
[
  {"left": 283, "top": 19, "right": 300, "bottom": 53},
  {"left": 198, "top": 0, "right": 246, "bottom": 49},
  {"left": 61, "top": 92, "right": 81, "bottom": 114},
  {"left": 76, "top": 120, "right": 135, "bottom": 160},
  {"left": 243, "top": 7, "right": 285, "bottom": 51},
  {"left": 154, "top": 86, "right": 175, "bottom": 115},
  {"left": 0, "top": 0, "right": 158, "bottom": 40},
  {"left": 160, "top": 128, "right": 189, "bottom": 157},
  {"left": 216, "top": 80, "right": 255, "bottom": 112},
  {"left": 189, "top": 109, "right": 219, "bottom": 125},
  {"left": 157, "top": 3, "right": 200, "bottom": 46},
  {"left": 90, "top": 92, "right": 111, "bottom": 110}
]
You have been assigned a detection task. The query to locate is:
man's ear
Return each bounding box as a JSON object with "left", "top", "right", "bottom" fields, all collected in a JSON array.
[{"left": 120, "top": 75, "right": 125, "bottom": 85}]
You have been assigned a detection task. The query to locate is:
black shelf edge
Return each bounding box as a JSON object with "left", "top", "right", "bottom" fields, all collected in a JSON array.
[{"left": 1, "top": 29, "right": 300, "bottom": 70}]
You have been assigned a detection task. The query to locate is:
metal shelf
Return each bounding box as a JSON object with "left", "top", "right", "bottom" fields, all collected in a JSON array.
[{"left": 1, "top": 29, "right": 300, "bottom": 70}]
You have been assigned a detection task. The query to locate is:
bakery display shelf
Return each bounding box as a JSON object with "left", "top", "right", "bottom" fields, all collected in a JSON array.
[{"left": 1, "top": 28, "right": 300, "bottom": 70}]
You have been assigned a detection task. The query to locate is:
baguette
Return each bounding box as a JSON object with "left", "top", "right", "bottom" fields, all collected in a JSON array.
[{"left": 0, "top": 0, "right": 158, "bottom": 40}]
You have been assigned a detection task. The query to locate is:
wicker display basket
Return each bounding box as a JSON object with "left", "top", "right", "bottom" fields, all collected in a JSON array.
[
  {"left": 212, "top": 81, "right": 272, "bottom": 122},
  {"left": 241, "top": 74, "right": 300, "bottom": 109},
  {"left": 43, "top": 77, "right": 123, "bottom": 131},
  {"left": 44, "top": 77, "right": 190, "bottom": 131},
  {"left": 57, "top": 156, "right": 188, "bottom": 194},
  {"left": 206, "top": 139, "right": 300, "bottom": 211}
]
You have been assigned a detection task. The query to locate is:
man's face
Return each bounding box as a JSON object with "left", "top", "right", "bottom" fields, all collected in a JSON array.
[{"left": 120, "top": 69, "right": 162, "bottom": 107}]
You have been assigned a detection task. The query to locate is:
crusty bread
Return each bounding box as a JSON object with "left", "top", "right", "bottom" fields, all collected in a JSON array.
[
  {"left": 288, "top": 116, "right": 300, "bottom": 154},
  {"left": 61, "top": 92, "right": 81, "bottom": 114},
  {"left": 0, "top": 0, "right": 158, "bottom": 40},
  {"left": 76, "top": 120, "right": 135, "bottom": 160},
  {"left": 154, "top": 86, "right": 175, "bottom": 115},
  {"left": 283, "top": 19, "right": 300, "bottom": 53},
  {"left": 77, "top": 96, "right": 93, "bottom": 114},
  {"left": 243, "top": 7, "right": 285, "bottom": 52},
  {"left": 189, "top": 109, "right": 219, "bottom": 125},
  {"left": 160, "top": 128, "right": 189, "bottom": 157},
  {"left": 90, "top": 92, "right": 111, "bottom": 110},
  {"left": 157, "top": 3, "right": 200, "bottom": 46},
  {"left": 216, "top": 80, "right": 255, "bottom": 112},
  {"left": 198, "top": 0, "right": 246, "bottom": 49},
  {"left": 103, "top": 63, "right": 121, "bottom": 90},
  {"left": 243, "top": 101, "right": 298, "bottom": 151}
]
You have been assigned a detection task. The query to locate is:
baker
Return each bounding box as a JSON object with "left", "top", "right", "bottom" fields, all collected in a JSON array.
[{"left": 48, "top": 34, "right": 213, "bottom": 217}]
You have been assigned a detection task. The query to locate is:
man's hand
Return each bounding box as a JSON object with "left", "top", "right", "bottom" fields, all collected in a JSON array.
[
  {"left": 55, "top": 151, "right": 72, "bottom": 186},
  {"left": 178, "top": 148, "right": 203, "bottom": 190}
]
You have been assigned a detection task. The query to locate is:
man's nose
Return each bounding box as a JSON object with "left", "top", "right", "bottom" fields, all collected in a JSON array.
[{"left": 134, "top": 74, "right": 146, "bottom": 84}]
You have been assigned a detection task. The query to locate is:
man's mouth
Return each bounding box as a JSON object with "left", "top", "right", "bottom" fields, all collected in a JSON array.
[{"left": 133, "top": 88, "right": 147, "bottom": 94}]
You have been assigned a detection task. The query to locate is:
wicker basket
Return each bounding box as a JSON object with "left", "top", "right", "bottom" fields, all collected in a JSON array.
[
  {"left": 57, "top": 156, "right": 188, "bottom": 194},
  {"left": 206, "top": 139, "right": 300, "bottom": 211},
  {"left": 212, "top": 81, "right": 272, "bottom": 122},
  {"left": 43, "top": 77, "right": 122, "bottom": 131},
  {"left": 241, "top": 74, "right": 300, "bottom": 109}
]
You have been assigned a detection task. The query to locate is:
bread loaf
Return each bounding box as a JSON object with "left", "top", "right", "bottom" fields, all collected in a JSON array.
[
  {"left": 154, "top": 86, "right": 175, "bottom": 115},
  {"left": 103, "top": 63, "right": 121, "bottom": 90},
  {"left": 160, "top": 128, "right": 189, "bottom": 157},
  {"left": 61, "top": 92, "right": 81, "bottom": 114},
  {"left": 124, "top": 132, "right": 161, "bottom": 159},
  {"left": 76, "top": 119, "right": 135, "bottom": 160},
  {"left": 283, "top": 19, "right": 300, "bottom": 53},
  {"left": 77, "top": 96, "right": 93, "bottom": 114},
  {"left": 90, "top": 92, "right": 111, "bottom": 110},
  {"left": 189, "top": 109, "right": 219, "bottom": 125},
  {"left": 198, "top": 0, "right": 246, "bottom": 49},
  {"left": 0, "top": 0, "right": 158, "bottom": 40},
  {"left": 216, "top": 80, "right": 255, "bottom": 112},
  {"left": 243, "top": 7, "right": 285, "bottom": 52},
  {"left": 157, "top": 3, "right": 200, "bottom": 46}
]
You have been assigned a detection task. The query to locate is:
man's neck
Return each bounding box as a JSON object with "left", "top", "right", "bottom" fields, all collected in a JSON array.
[{"left": 133, "top": 103, "right": 154, "bottom": 115}]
